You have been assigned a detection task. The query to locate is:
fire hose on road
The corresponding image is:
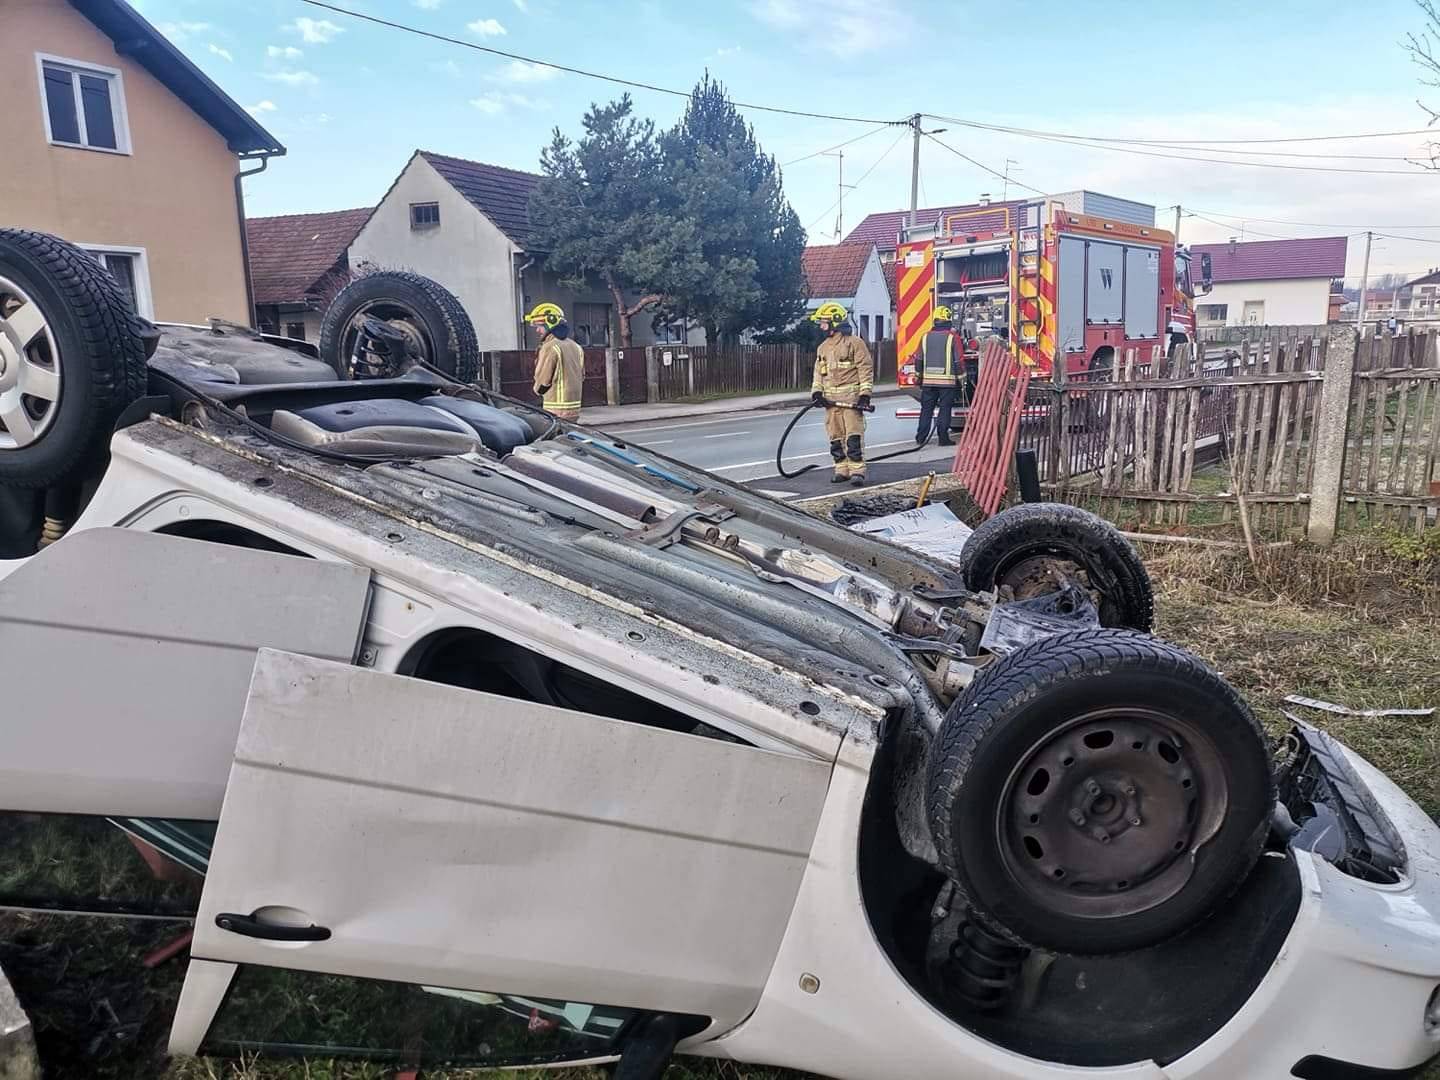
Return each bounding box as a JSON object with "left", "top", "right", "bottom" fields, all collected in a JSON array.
[{"left": 773, "top": 397, "right": 935, "bottom": 480}]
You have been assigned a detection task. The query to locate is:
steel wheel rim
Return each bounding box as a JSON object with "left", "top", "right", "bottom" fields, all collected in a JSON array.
[
  {"left": 997, "top": 706, "right": 1230, "bottom": 921},
  {"left": 0, "top": 276, "right": 62, "bottom": 451},
  {"left": 342, "top": 298, "right": 432, "bottom": 377}
]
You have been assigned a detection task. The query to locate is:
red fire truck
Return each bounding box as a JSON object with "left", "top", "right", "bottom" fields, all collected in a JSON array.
[{"left": 896, "top": 199, "right": 1200, "bottom": 391}]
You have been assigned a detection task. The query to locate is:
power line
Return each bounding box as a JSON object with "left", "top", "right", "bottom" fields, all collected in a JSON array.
[
  {"left": 924, "top": 120, "right": 1432, "bottom": 176},
  {"left": 924, "top": 113, "right": 1438, "bottom": 146},
  {"left": 300, "top": 0, "right": 908, "bottom": 126},
  {"left": 782, "top": 124, "right": 890, "bottom": 167},
  {"left": 922, "top": 132, "right": 1051, "bottom": 197},
  {"left": 1183, "top": 211, "right": 1295, "bottom": 241},
  {"left": 1376, "top": 231, "right": 1440, "bottom": 245},
  {"left": 1184, "top": 205, "right": 1440, "bottom": 230},
  {"left": 805, "top": 129, "right": 908, "bottom": 233}
]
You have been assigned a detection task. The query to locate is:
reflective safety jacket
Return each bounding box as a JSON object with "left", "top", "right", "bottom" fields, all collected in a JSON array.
[
  {"left": 533, "top": 335, "right": 584, "bottom": 413},
  {"left": 812, "top": 332, "right": 874, "bottom": 405},
  {"left": 917, "top": 329, "right": 964, "bottom": 386}
]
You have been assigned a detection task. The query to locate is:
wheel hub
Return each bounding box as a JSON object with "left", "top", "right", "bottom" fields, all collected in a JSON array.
[
  {"left": 0, "top": 278, "right": 62, "bottom": 451},
  {"left": 1001, "top": 710, "right": 1226, "bottom": 919}
]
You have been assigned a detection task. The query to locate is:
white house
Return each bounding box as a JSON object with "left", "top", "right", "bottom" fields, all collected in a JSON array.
[
  {"left": 801, "top": 242, "right": 891, "bottom": 343},
  {"left": 348, "top": 150, "right": 697, "bottom": 351},
  {"left": 1189, "top": 237, "right": 1347, "bottom": 328}
]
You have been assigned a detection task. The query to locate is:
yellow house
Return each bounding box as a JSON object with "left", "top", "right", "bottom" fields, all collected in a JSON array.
[{"left": 0, "top": 0, "right": 284, "bottom": 324}]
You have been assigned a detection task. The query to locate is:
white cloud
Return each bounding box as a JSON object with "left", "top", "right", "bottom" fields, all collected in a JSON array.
[
  {"left": 490, "top": 59, "right": 558, "bottom": 83},
  {"left": 749, "top": 0, "right": 907, "bottom": 56},
  {"left": 157, "top": 20, "right": 210, "bottom": 42},
  {"left": 714, "top": 45, "right": 742, "bottom": 57},
  {"left": 414, "top": 0, "right": 443, "bottom": 6},
  {"left": 245, "top": 100, "right": 278, "bottom": 116},
  {"left": 470, "top": 91, "right": 546, "bottom": 114},
  {"left": 430, "top": 59, "right": 463, "bottom": 77},
  {"left": 512, "top": 0, "right": 529, "bottom": 10},
  {"left": 286, "top": 17, "right": 343, "bottom": 44},
  {"left": 468, "top": 17, "right": 507, "bottom": 36},
  {"left": 267, "top": 45, "right": 303, "bottom": 60},
  {"left": 206, "top": 43, "right": 233, "bottom": 62},
  {"left": 263, "top": 70, "right": 319, "bottom": 86}
]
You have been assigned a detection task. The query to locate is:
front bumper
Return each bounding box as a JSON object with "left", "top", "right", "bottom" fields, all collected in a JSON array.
[{"left": 1167, "top": 739, "right": 1440, "bottom": 1078}]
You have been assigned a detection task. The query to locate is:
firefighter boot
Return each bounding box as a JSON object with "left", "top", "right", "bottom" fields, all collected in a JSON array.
[
  {"left": 829, "top": 438, "right": 847, "bottom": 481},
  {"left": 846, "top": 433, "right": 865, "bottom": 486}
]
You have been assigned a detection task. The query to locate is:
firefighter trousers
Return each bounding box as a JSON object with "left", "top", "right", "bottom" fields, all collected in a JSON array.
[
  {"left": 915, "top": 386, "right": 958, "bottom": 445},
  {"left": 824, "top": 405, "right": 866, "bottom": 478}
]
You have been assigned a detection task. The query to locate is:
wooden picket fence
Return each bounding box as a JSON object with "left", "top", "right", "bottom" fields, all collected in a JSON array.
[{"left": 1005, "top": 327, "right": 1439, "bottom": 539}]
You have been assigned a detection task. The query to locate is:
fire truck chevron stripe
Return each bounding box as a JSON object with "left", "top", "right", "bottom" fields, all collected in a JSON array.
[
  {"left": 898, "top": 268, "right": 929, "bottom": 312},
  {"left": 901, "top": 289, "right": 931, "bottom": 334}
]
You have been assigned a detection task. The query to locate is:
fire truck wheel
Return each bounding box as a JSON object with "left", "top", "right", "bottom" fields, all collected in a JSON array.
[{"left": 958, "top": 502, "right": 1153, "bottom": 632}]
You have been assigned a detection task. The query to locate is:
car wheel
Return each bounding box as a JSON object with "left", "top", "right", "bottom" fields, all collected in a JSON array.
[
  {"left": 926, "top": 628, "right": 1274, "bottom": 954},
  {"left": 958, "top": 502, "right": 1153, "bottom": 632},
  {"left": 0, "top": 229, "right": 148, "bottom": 489},
  {"left": 320, "top": 270, "right": 479, "bottom": 383}
]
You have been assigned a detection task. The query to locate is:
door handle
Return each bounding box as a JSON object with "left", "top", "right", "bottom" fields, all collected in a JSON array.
[{"left": 215, "top": 912, "right": 331, "bottom": 942}]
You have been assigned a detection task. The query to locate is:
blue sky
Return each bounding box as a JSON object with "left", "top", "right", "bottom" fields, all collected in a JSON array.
[{"left": 136, "top": 0, "right": 1440, "bottom": 282}]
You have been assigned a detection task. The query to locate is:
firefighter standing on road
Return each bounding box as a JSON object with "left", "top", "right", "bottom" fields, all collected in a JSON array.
[
  {"left": 810, "top": 302, "right": 873, "bottom": 486},
  {"left": 914, "top": 305, "right": 964, "bottom": 447},
  {"left": 526, "top": 302, "right": 584, "bottom": 421}
]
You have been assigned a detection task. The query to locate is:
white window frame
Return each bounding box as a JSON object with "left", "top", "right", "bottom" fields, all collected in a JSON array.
[
  {"left": 78, "top": 244, "right": 154, "bottom": 319},
  {"left": 35, "top": 53, "right": 132, "bottom": 155}
]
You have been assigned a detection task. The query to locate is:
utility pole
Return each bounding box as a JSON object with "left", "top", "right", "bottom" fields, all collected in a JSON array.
[
  {"left": 908, "top": 113, "right": 922, "bottom": 229},
  {"left": 1356, "top": 230, "right": 1373, "bottom": 328},
  {"left": 823, "top": 149, "right": 855, "bottom": 240},
  {"left": 1002, "top": 159, "right": 1019, "bottom": 203},
  {"left": 1173, "top": 204, "right": 1182, "bottom": 243}
]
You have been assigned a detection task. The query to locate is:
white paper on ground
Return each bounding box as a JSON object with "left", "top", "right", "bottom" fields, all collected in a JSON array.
[{"left": 849, "top": 502, "right": 974, "bottom": 565}]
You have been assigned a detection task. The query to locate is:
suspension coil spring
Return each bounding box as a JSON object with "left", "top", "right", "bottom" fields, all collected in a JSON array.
[{"left": 942, "top": 911, "right": 1028, "bottom": 1014}]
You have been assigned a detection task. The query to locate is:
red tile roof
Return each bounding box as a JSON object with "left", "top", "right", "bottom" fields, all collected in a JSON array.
[
  {"left": 419, "top": 151, "right": 541, "bottom": 247},
  {"left": 803, "top": 243, "right": 873, "bottom": 299},
  {"left": 1404, "top": 268, "right": 1440, "bottom": 288},
  {"left": 844, "top": 201, "right": 1026, "bottom": 250},
  {"left": 1191, "top": 236, "right": 1348, "bottom": 284},
  {"left": 246, "top": 207, "right": 371, "bottom": 306}
]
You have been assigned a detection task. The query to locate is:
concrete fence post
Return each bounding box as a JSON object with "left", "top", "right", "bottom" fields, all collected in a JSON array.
[
  {"left": 604, "top": 349, "right": 620, "bottom": 406},
  {"left": 644, "top": 347, "right": 660, "bottom": 403},
  {"left": 1306, "top": 324, "right": 1358, "bottom": 546}
]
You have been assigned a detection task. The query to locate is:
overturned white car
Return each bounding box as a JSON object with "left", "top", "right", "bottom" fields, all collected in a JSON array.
[{"left": 1, "top": 229, "right": 1438, "bottom": 1079}]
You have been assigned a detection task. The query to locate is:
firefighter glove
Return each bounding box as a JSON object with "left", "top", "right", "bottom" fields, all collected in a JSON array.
[
  {"left": 856, "top": 394, "right": 872, "bottom": 410},
  {"left": 811, "top": 391, "right": 825, "bottom": 407}
]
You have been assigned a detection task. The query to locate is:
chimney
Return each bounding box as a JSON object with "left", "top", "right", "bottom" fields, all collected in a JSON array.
[{"left": 978, "top": 193, "right": 991, "bottom": 207}]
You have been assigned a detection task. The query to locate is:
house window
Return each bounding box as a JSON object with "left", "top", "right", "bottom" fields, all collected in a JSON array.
[
  {"left": 83, "top": 246, "right": 151, "bottom": 318},
  {"left": 37, "top": 55, "right": 130, "bottom": 154},
  {"left": 410, "top": 202, "right": 440, "bottom": 229},
  {"left": 1197, "top": 304, "right": 1228, "bottom": 324},
  {"left": 572, "top": 302, "right": 611, "bottom": 347},
  {"left": 284, "top": 321, "right": 307, "bottom": 342},
  {"left": 860, "top": 314, "right": 871, "bottom": 339},
  {"left": 874, "top": 314, "right": 886, "bottom": 340}
]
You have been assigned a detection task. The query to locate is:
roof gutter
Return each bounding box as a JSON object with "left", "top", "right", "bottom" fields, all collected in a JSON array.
[
  {"left": 514, "top": 252, "right": 536, "bottom": 357},
  {"left": 234, "top": 149, "right": 285, "bottom": 328}
]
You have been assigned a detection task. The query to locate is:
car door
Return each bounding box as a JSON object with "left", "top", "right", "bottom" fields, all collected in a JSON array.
[
  {"left": 0, "top": 527, "right": 370, "bottom": 918},
  {"left": 169, "top": 648, "right": 834, "bottom": 1070}
]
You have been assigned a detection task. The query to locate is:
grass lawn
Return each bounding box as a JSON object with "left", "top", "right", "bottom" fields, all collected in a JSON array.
[{"left": 3, "top": 535, "right": 1437, "bottom": 1080}]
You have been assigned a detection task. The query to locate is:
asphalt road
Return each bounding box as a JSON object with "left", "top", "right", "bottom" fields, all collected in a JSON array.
[{"left": 604, "top": 397, "right": 960, "bottom": 491}]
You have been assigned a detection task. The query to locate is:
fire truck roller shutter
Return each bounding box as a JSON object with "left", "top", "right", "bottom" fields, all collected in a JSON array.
[
  {"left": 1124, "top": 246, "right": 1160, "bottom": 340},
  {"left": 1086, "top": 241, "right": 1124, "bottom": 326},
  {"left": 1057, "top": 236, "right": 1086, "bottom": 356}
]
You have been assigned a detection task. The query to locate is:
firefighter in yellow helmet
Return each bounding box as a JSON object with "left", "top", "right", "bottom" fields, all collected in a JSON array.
[
  {"left": 810, "top": 301, "right": 874, "bottom": 486},
  {"left": 526, "top": 302, "right": 584, "bottom": 421},
  {"left": 914, "top": 304, "right": 965, "bottom": 447}
]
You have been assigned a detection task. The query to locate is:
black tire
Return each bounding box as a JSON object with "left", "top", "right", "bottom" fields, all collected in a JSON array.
[
  {"left": 319, "top": 270, "right": 479, "bottom": 383},
  {"left": 0, "top": 228, "right": 148, "bottom": 488},
  {"left": 959, "top": 502, "right": 1153, "bottom": 632},
  {"left": 926, "top": 628, "right": 1274, "bottom": 954}
]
